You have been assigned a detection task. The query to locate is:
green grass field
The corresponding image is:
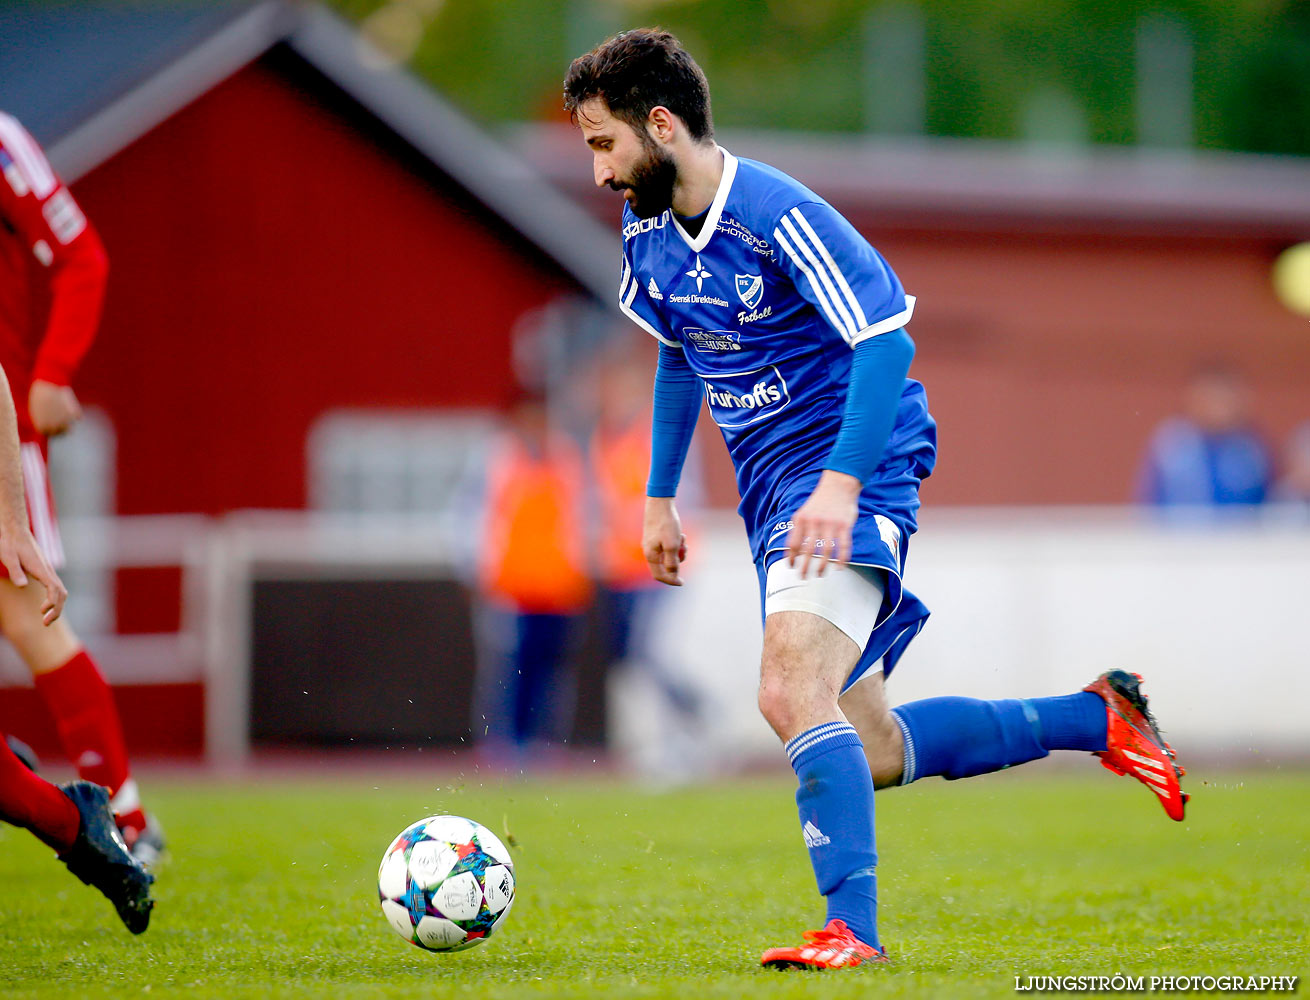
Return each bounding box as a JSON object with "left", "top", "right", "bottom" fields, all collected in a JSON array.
[{"left": 1, "top": 765, "right": 1306, "bottom": 999}]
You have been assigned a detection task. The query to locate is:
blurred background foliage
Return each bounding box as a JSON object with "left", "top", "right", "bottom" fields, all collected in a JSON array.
[{"left": 324, "top": 0, "right": 1310, "bottom": 155}]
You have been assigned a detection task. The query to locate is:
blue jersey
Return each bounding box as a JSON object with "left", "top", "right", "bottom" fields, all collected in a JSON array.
[
  {"left": 618, "top": 149, "right": 935, "bottom": 558},
  {"left": 617, "top": 149, "right": 937, "bottom": 681}
]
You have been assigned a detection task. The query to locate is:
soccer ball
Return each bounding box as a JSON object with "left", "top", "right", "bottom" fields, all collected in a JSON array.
[{"left": 376, "top": 814, "right": 516, "bottom": 952}]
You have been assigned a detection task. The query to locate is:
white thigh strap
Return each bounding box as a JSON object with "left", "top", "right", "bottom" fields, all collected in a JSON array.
[{"left": 764, "top": 559, "right": 885, "bottom": 652}]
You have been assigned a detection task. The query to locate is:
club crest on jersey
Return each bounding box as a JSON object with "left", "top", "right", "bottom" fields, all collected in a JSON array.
[
  {"left": 702, "top": 365, "right": 792, "bottom": 429},
  {"left": 735, "top": 273, "right": 764, "bottom": 310}
]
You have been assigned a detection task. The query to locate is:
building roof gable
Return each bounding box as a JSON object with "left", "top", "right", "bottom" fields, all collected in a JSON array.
[{"left": 3, "top": 1, "right": 615, "bottom": 302}]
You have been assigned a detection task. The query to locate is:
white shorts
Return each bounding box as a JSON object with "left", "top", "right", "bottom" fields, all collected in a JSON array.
[
  {"left": 763, "top": 559, "right": 886, "bottom": 651},
  {"left": 12, "top": 442, "right": 65, "bottom": 573}
]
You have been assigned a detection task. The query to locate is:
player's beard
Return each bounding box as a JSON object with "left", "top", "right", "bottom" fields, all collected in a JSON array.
[{"left": 613, "top": 133, "right": 677, "bottom": 219}]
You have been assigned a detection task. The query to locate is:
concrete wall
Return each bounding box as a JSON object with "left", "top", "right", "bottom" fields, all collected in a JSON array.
[
  {"left": 4, "top": 508, "right": 1304, "bottom": 765},
  {"left": 617, "top": 509, "right": 1310, "bottom": 768}
]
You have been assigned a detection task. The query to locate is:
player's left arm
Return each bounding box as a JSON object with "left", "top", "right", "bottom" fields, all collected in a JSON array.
[
  {"left": 643, "top": 344, "right": 701, "bottom": 586},
  {"left": 771, "top": 201, "right": 916, "bottom": 576},
  {"left": 0, "top": 118, "right": 108, "bottom": 437}
]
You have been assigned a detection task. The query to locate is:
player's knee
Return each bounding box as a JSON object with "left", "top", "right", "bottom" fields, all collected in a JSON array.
[
  {"left": 757, "top": 625, "right": 844, "bottom": 740},
  {"left": 3, "top": 612, "right": 76, "bottom": 669},
  {"left": 758, "top": 673, "right": 829, "bottom": 742},
  {"left": 1, "top": 613, "right": 48, "bottom": 659},
  {"left": 757, "top": 673, "right": 838, "bottom": 742},
  {"left": 756, "top": 677, "right": 794, "bottom": 739}
]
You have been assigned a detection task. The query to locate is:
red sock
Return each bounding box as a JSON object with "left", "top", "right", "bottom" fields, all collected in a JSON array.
[
  {"left": 0, "top": 733, "right": 79, "bottom": 852},
  {"left": 33, "top": 650, "right": 146, "bottom": 832}
]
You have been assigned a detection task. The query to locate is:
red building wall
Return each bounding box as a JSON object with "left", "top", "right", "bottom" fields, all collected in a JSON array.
[
  {"left": 558, "top": 167, "right": 1310, "bottom": 508},
  {"left": 72, "top": 54, "right": 574, "bottom": 516},
  {"left": 848, "top": 221, "right": 1310, "bottom": 506},
  {"left": 0, "top": 53, "right": 579, "bottom": 759}
]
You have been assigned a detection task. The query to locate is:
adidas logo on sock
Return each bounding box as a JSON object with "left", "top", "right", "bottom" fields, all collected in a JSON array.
[{"left": 802, "top": 820, "right": 830, "bottom": 847}]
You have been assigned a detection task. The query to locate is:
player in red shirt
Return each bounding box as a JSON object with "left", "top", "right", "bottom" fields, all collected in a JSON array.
[
  {"left": 0, "top": 355, "right": 154, "bottom": 933},
  {"left": 0, "top": 112, "right": 164, "bottom": 864}
]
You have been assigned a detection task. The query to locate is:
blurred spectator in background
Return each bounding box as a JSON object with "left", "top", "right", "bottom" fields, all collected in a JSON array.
[
  {"left": 0, "top": 112, "right": 162, "bottom": 862},
  {"left": 1273, "top": 421, "right": 1310, "bottom": 510},
  {"left": 589, "top": 347, "right": 705, "bottom": 778},
  {"left": 471, "top": 394, "right": 591, "bottom": 762},
  {"left": 1137, "top": 363, "right": 1273, "bottom": 509}
]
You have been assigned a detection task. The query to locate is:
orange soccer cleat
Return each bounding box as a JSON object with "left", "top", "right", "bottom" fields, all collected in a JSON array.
[
  {"left": 1084, "top": 670, "right": 1188, "bottom": 821},
  {"left": 761, "top": 919, "right": 888, "bottom": 970}
]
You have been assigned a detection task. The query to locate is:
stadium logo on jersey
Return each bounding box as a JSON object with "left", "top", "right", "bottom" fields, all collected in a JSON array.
[
  {"left": 623, "top": 211, "right": 669, "bottom": 240},
  {"left": 735, "top": 273, "right": 764, "bottom": 310},
  {"left": 702, "top": 365, "right": 791, "bottom": 428},
  {"left": 684, "top": 328, "right": 742, "bottom": 352},
  {"left": 647, "top": 276, "right": 663, "bottom": 300}
]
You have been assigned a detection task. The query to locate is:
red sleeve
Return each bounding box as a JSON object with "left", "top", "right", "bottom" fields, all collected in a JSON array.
[{"left": 0, "top": 115, "right": 108, "bottom": 386}]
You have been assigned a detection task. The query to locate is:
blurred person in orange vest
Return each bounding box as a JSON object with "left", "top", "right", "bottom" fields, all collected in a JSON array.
[
  {"left": 472, "top": 393, "right": 592, "bottom": 759},
  {"left": 0, "top": 112, "right": 162, "bottom": 863},
  {"left": 589, "top": 348, "right": 705, "bottom": 773}
]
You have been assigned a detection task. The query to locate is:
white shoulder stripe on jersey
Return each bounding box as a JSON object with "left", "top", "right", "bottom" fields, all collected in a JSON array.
[
  {"left": 0, "top": 113, "right": 57, "bottom": 199},
  {"left": 778, "top": 216, "right": 859, "bottom": 338},
  {"left": 618, "top": 255, "right": 679, "bottom": 346},
  {"left": 789, "top": 208, "right": 869, "bottom": 330},
  {"left": 622, "top": 270, "right": 641, "bottom": 310},
  {"left": 773, "top": 226, "right": 854, "bottom": 339},
  {"left": 619, "top": 256, "right": 632, "bottom": 299},
  {"left": 848, "top": 296, "right": 916, "bottom": 346}
]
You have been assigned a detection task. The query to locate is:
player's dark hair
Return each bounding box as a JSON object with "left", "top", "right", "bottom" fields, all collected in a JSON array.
[{"left": 563, "top": 28, "right": 714, "bottom": 142}]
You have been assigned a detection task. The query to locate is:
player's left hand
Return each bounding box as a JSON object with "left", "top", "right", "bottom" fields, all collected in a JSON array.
[
  {"left": 787, "top": 470, "right": 861, "bottom": 579},
  {"left": 28, "top": 380, "right": 83, "bottom": 437}
]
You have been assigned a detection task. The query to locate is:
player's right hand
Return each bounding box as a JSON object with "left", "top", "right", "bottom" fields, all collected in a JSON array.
[
  {"left": 642, "top": 496, "right": 687, "bottom": 587},
  {"left": 0, "top": 521, "right": 67, "bottom": 624},
  {"left": 28, "top": 380, "right": 83, "bottom": 437}
]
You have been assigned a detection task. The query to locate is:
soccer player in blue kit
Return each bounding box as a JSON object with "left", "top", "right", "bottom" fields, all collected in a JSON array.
[{"left": 564, "top": 29, "right": 1188, "bottom": 969}]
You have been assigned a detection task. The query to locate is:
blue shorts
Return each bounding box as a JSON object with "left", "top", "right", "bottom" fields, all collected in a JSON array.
[{"left": 756, "top": 507, "right": 930, "bottom": 692}]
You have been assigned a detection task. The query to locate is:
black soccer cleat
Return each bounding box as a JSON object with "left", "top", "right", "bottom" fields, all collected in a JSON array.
[
  {"left": 58, "top": 780, "right": 155, "bottom": 934},
  {"left": 126, "top": 812, "right": 168, "bottom": 869}
]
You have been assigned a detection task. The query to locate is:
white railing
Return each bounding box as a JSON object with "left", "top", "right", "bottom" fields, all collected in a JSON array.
[{"left": 6, "top": 508, "right": 1307, "bottom": 764}]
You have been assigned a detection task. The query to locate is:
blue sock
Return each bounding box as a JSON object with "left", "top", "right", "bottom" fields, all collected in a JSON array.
[
  {"left": 786, "top": 722, "right": 879, "bottom": 947},
  {"left": 1029, "top": 692, "right": 1107, "bottom": 753},
  {"left": 892, "top": 693, "right": 1108, "bottom": 784}
]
